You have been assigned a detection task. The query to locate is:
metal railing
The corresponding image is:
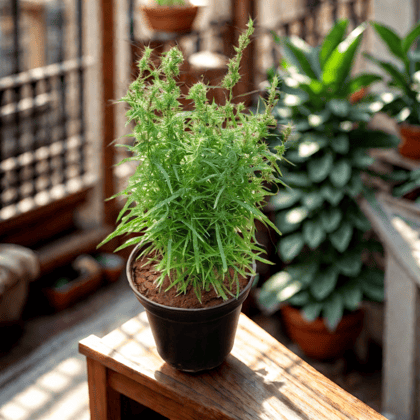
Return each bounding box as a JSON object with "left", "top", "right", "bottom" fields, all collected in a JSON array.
[{"left": 0, "top": 0, "right": 90, "bottom": 223}]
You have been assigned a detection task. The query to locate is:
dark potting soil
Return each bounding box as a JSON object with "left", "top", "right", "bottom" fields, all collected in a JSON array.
[{"left": 132, "top": 254, "right": 249, "bottom": 309}]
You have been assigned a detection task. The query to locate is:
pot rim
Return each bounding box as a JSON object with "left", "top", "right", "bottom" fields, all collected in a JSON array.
[
  {"left": 141, "top": 4, "right": 199, "bottom": 11},
  {"left": 126, "top": 242, "right": 255, "bottom": 313}
]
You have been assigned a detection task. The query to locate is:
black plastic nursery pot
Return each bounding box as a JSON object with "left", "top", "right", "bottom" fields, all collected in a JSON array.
[{"left": 127, "top": 244, "right": 255, "bottom": 372}]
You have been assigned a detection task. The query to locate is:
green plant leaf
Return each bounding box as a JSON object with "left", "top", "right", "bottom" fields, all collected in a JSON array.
[
  {"left": 288, "top": 290, "right": 311, "bottom": 306},
  {"left": 328, "top": 99, "right": 350, "bottom": 117},
  {"left": 303, "top": 219, "right": 326, "bottom": 249},
  {"left": 371, "top": 22, "right": 406, "bottom": 62},
  {"left": 349, "top": 129, "right": 400, "bottom": 148},
  {"left": 275, "top": 207, "right": 308, "bottom": 233},
  {"left": 346, "top": 174, "right": 363, "bottom": 197},
  {"left": 308, "top": 152, "right": 333, "bottom": 183},
  {"left": 287, "top": 261, "right": 318, "bottom": 286},
  {"left": 364, "top": 52, "right": 409, "bottom": 92},
  {"left": 330, "top": 160, "right": 352, "bottom": 187},
  {"left": 322, "top": 292, "right": 344, "bottom": 331},
  {"left": 284, "top": 37, "right": 317, "bottom": 79},
  {"left": 310, "top": 267, "right": 339, "bottom": 300},
  {"left": 335, "top": 250, "right": 363, "bottom": 276},
  {"left": 339, "top": 281, "right": 363, "bottom": 311},
  {"left": 346, "top": 74, "right": 382, "bottom": 95},
  {"left": 348, "top": 208, "right": 371, "bottom": 231},
  {"left": 319, "top": 19, "right": 349, "bottom": 69},
  {"left": 302, "top": 302, "right": 323, "bottom": 321},
  {"left": 278, "top": 233, "right": 305, "bottom": 262},
  {"left": 301, "top": 191, "right": 324, "bottom": 210},
  {"left": 270, "top": 189, "right": 302, "bottom": 210},
  {"left": 331, "top": 134, "right": 349, "bottom": 154},
  {"left": 322, "top": 23, "right": 366, "bottom": 90},
  {"left": 329, "top": 223, "right": 353, "bottom": 252},
  {"left": 321, "top": 207, "right": 342, "bottom": 233},
  {"left": 403, "top": 22, "right": 420, "bottom": 53},
  {"left": 321, "top": 184, "right": 344, "bottom": 205},
  {"left": 285, "top": 172, "right": 313, "bottom": 188}
]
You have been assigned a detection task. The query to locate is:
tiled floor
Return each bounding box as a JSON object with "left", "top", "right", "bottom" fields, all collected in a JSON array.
[{"left": 0, "top": 277, "right": 383, "bottom": 419}]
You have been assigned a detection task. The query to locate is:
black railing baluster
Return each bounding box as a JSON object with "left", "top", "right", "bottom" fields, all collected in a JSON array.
[
  {"left": 29, "top": 79, "right": 39, "bottom": 201},
  {"left": 12, "top": 83, "right": 22, "bottom": 207},
  {"left": 331, "top": 0, "right": 338, "bottom": 23},
  {"left": 76, "top": 0, "right": 85, "bottom": 178},
  {"left": 0, "top": 90, "right": 4, "bottom": 211}
]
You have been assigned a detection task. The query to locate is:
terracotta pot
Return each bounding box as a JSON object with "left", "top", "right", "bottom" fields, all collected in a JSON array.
[
  {"left": 280, "top": 305, "right": 364, "bottom": 360},
  {"left": 141, "top": 5, "right": 198, "bottom": 33},
  {"left": 399, "top": 123, "right": 420, "bottom": 159}
]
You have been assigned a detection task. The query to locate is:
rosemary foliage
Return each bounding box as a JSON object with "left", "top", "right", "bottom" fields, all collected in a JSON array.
[{"left": 100, "top": 20, "right": 288, "bottom": 300}]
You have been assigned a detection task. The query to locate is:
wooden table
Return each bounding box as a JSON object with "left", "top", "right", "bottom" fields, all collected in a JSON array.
[{"left": 79, "top": 311, "right": 385, "bottom": 420}]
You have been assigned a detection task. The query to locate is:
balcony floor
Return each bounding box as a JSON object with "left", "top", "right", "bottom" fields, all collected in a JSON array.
[{"left": 0, "top": 277, "right": 383, "bottom": 420}]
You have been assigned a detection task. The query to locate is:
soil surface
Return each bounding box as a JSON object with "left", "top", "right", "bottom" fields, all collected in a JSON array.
[{"left": 131, "top": 253, "right": 249, "bottom": 309}]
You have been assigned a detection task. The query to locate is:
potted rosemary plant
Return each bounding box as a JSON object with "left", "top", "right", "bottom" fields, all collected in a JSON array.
[
  {"left": 142, "top": 0, "right": 200, "bottom": 34},
  {"left": 365, "top": 21, "right": 420, "bottom": 159},
  {"left": 100, "top": 20, "right": 289, "bottom": 372},
  {"left": 258, "top": 20, "right": 399, "bottom": 360}
]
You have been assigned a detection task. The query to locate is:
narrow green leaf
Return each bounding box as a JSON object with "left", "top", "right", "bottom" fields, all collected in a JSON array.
[
  {"left": 308, "top": 153, "right": 333, "bottom": 183},
  {"left": 403, "top": 22, "right": 420, "bottom": 53},
  {"left": 284, "top": 37, "right": 317, "bottom": 79},
  {"left": 303, "top": 219, "right": 326, "bottom": 249},
  {"left": 319, "top": 19, "right": 349, "bottom": 69},
  {"left": 371, "top": 22, "right": 405, "bottom": 62},
  {"left": 310, "top": 267, "right": 339, "bottom": 300},
  {"left": 213, "top": 186, "right": 225, "bottom": 209},
  {"left": 322, "top": 23, "right": 366, "bottom": 89},
  {"left": 302, "top": 302, "right": 323, "bottom": 321},
  {"left": 322, "top": 292, "right": 344, "bottom": 331},
  {"left": 154, "top": 162, "right": 173, "bottom": 193},
  {"left": 330, "top": 160, "right": 352, "bottom": 187},
  {"left": 278, "top": 233, "right": 304, "bottom": 262},
  {"left": 346, "top": 74, "right": 382, "bottom": 95},
  {"left": 215, "top": 224, "right": 227, "bottom": 272},
  {"left": 329, "top": 223, "right": 353, "bottom": 252}
]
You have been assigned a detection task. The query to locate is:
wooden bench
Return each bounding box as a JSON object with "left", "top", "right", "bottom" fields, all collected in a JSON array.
[
  {"left": 79, "top": 311, "right": 386, "bottom": 420},
  {"left": 360, "top": 193, "right": 420, "bottom": 420}
]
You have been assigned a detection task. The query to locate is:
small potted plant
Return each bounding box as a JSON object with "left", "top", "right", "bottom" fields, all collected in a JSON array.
[
  {"left": 100, "top": 20, "right": 290, "bottom": 372},
  {"left": 258, "top": 20, "right": 399, "bottom": 360},
  {"left": 365, "top": 21, "right": 420, "bottom": 159},
  {"left": 141, "top": 0, "right": 200, "bottom": 34}
]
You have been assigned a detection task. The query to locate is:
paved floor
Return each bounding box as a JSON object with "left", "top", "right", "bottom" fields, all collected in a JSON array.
[{"left": 0, "top": 277, "right": 384, "bottom": 420}]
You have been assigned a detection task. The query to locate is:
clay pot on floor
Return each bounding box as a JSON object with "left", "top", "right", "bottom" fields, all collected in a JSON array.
[
  {"left": 280, "top": 305, "right": 364, "bottom": 360},
  {"left": 127, "top": 243, "right": 255, "bottom": 372},
  {"left": 141, "top": 5, "right": 199, "bottom": 34},
  {"left": 398, "top": 123, "right": 420, "bottom": 159}
]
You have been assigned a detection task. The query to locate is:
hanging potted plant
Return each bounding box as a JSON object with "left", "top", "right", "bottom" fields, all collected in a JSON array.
[
  {"left": 258, "top": 20, "right": 399, "bottom": 360},
  {"left": 141, "top": 0, "right": 200, "bottom": 34},
  {"left": 99, "top": 20, "right": 290, "bottom": 372},
  {"left": 365, "top": 21, "right": 420, "bottom": 159}
]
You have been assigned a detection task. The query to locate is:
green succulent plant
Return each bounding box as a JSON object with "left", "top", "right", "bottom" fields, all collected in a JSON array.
[
  {"left": 365, "top": 21, "right": 420, "bottom": 125},
  {"left": 259, "top": 19, "right": 399, "bottom": 330},
  {"left": 99, "top": 20, "right": 291, "bottom": 301}
]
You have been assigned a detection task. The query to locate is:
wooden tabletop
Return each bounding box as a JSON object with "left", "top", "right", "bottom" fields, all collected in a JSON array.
[{"left": 79, "top": 312, "right": 385, "bottom": 420}]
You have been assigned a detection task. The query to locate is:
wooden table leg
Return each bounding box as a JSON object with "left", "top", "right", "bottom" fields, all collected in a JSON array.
[
  {"left": 382, "top": 253, "right": 420, "bottom": 420},
  {"left": 86, "top": 357, "right": 121, "bottom": 420}
]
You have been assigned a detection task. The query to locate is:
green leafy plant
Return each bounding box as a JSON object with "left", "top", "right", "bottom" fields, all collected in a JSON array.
[
  {"left": 153, "top": 0, "right": 186, "bottom": 6},
  {"left": 365, "top": 21, "right": 420, "bottom": 125},
  {"left": 100, "top": 20, "right": 290, "bottom": 301},
  {"left": 259, "top": 20, "right": 399, "bottom": 330}
]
